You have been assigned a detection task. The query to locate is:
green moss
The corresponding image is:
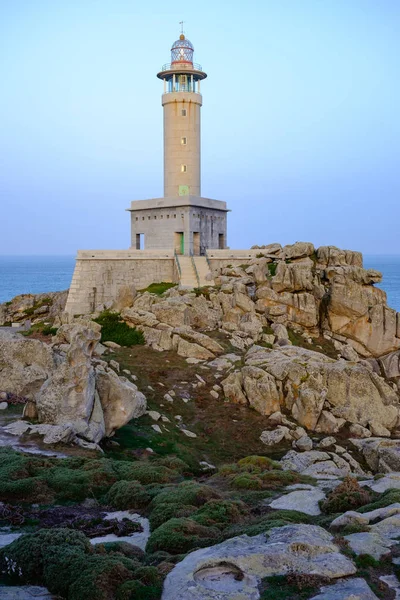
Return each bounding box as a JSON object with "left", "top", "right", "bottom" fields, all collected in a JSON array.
[
  {"left": 139, "top": 282, "right": 176, "bottom": 295},
  {"left": 94, "top": 310, "right": 144, "bottom": 347},
  {"left": 107, "top": 480, "right": 150, "bottom": 510},
  {"left": 146, "top": 517, "right": 220, "bottom": 554}
]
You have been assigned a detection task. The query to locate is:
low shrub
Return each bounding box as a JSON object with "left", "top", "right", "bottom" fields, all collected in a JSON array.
[
  {"left": 321, "top": 476, "right": 372, "bottom": 514},
  {"left": 148, "top": 503, "right": 197, "bottom": 531},
  {"left": 117, "top": 580, "right": 162, "bottom": 600},
  {"left": 107, "top": 481, "right": 150, "bottom": 510},
  {"left": 267, "top": 263, "right": 277, "bottom": 277},
  {"left": 115, "top": 462, "right": 176, "bottom": 485},
  {"left": 146, "top": 517, "right": 220, "bottom": 554},
  {"left": 237, "top": 455, "right": 281, "bottom": 473},
  {"left": 150, "top": 482, "right": 221, "bottom": 509},
  {"left": 193, "top": 500, "right": 248, "bottom": 529},
  {"left": 94, "top": 311, "right": 144, "bottom": 347},
  {"left": 0, "top": 528, "right": 154, "bottom": 600},
  {"left": 232, "top": 473, "right": 263, "bottom": 490}
]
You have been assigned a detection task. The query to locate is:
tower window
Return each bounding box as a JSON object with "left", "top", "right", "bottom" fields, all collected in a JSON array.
[
  {"left": 181, "top": 137, "right": 187, "bottom": 145},
  {"left": 181, "top": 109, "right": 187, "bottom": 117},
  {"left": 181, "top": 164, "right": 187, "bottom": 173}
]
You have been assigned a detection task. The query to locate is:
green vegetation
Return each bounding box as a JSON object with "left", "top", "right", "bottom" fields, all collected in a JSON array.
[
  {"left": 139, "top": 282, "right": 176, "bottom": 296},
  {"left": 358, "top": 488, "right": 400, "bottom": 513},
  {"left": 321, "top": 476, "right": 372, "bottom": 514},
  {"left": 267, "top": 262, "right": 277, "bottom": 277},
  {"left": 24, "top": 297, "right": 52, "bottom": 316},
  {"left": 107, "top": 481, "right": 150, "bottom": 510},
  {"left": 146, "top": 517, "right": 220, "bottom": 554},
  {"left": 0, "top": 528, "right": 161, "bottom": 600},
  {"left": 259, "top": 573, "right": 328, "bottom": 600},
  {"left": 94, "top": 311, "right": 144, "bottom": 347}
]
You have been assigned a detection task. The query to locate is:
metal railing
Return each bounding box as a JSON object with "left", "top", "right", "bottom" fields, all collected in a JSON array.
[
  {"left": 161, "top": 62, "right": 203, "bottom": 72},
  {"left": 174, "top": 250, "right": 182, "bottom": 279},
  {"left": 190, "top": 251, "right": 201, "bottom": 288}
]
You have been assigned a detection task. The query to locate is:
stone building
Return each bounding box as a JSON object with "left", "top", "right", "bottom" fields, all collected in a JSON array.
[{"left": 129, "top": 33, "right": 228, "bottom": 256}]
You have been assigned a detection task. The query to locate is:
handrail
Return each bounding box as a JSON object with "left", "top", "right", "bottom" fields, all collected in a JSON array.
[
  {"left": 190, "top": 251, "right": 200, "bottom": 288},
  {"left": 174, "top": 250, "right": 182, "bottom": 279},
  {"left": 161, "top": 62, "right": 203, "bottom": 72}
]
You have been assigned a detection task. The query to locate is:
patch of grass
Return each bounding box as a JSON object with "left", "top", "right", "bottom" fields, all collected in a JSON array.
[
  {"left": 267, "top": 263, "right": 277, "bottom": 277},
  {"left": 139, "top": 282, "right": 176, "bottom": 296},
  {"left": 94, "top": 310, "right": 144, "bottom": 347},
  {"left": 321, "top": 476, "right": 372, "bottom": 514},
  {"left": 259, "top": 573, "right": 329, "bottom": 600},
  {"left": 224, "top": 509, "right": 312, "bottom": 539}
]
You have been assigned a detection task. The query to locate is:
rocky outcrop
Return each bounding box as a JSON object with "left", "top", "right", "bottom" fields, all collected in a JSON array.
[
  {"left": 0, "top": 323, "right": 146, "bottom": 446},
  {"left": 0, "top": 291, "right": 68, "bottom": 326},
  {"left": 222, "top": 345, "right": 400, "bottom": 434},
  {"left": 162, "top": 524, "right": 356, "bottom": 600}
]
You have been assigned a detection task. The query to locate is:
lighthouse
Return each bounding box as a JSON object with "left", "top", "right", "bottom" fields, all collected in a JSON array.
[
  {"left": 157, "top": 33, "right": 207, "bottom": 198},
  {"left": 129, "top": 30, "right": 228, "bottom": 256}
]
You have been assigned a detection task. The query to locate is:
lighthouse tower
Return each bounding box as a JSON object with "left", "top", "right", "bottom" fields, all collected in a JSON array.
[
  {"left": 129, "top": 30, "right": 228, "bottom": 256},
  {"left": 157, "top": 34, "right": 207, "bottom": 198}
]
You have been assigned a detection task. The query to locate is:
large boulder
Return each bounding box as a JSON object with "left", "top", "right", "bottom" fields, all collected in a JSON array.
[
  {"left": 95, "top": 367, "right": 146, "bottom": 437},
  {"left": 36, "top": 323, "right": 101, "bottom": 429},
  {"left": 0, "top": 330, "right": 56, "bottom": 399},
  {"left": 162, "top": 524, "right": 356, "bottom": 600}
]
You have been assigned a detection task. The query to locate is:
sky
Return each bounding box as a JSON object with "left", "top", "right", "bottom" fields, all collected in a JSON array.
[{"left": 0, "top": 0, "right": 399, "bottom": 255}]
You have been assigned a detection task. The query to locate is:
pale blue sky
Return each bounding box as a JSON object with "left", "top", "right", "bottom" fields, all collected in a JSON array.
[{"left": 0, "top": 0, "right": 399, "bottom": 255}]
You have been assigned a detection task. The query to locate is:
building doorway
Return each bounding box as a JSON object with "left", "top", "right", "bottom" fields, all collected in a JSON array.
[
  {"left": 219, "top": 233, "right": 225, "bottom": 249},
  {"left": 174, "top": 232, "right": 184, "bottom": 255},
  {"left": 136, "top": 233, "right": 144, "bottom": 250},
  {"left": 193, "top": 232, "right": 200, "bottom": 256}
]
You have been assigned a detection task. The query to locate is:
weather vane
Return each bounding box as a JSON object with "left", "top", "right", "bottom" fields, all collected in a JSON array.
[{"left": 179, "top": 21, "right": 185, "bottom": 35}]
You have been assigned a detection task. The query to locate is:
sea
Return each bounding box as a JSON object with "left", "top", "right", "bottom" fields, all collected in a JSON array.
[{"left": 0, "top": 255, "right": 400, "bottom": 311}]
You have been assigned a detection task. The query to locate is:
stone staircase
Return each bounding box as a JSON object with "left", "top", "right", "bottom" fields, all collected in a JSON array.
[{"left": 175, "top": 255, "right": 215, "bottom": 289}]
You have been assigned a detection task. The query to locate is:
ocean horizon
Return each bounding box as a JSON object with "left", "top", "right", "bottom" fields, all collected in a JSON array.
[{"left": 0, "top": 254, "right": 400, "bottom": 312}]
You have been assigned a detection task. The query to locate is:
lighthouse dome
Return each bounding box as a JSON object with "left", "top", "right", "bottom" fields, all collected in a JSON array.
[{"left": 171, "top": 35, "right": 194, "bottom": 64}]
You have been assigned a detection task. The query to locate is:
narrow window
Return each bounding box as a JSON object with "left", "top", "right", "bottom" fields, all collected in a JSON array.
[
  {"left": 142, "top": 216, "right": 145, "bottom": 221},
  {"left": 135, "top": 217, "right": 138, "bottom": 221},
  {"left": 174, "top": 214, "right": 176, "bottom": 218},
  {"left": 181, "top": 109, "right": 187, "bottom": 117},
  {"left": 167, "top": 215, "right": 170, "bottom": 219},
  {"left": 181, "top": 137, "right": 187, "bottom": 145},
  {"left": 148, "top": 216, "right": 151, "bottom": 220},
  {"left": 181, "top": 164, "right": 187, "bottom": 173}
]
